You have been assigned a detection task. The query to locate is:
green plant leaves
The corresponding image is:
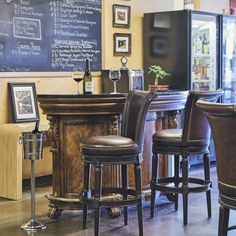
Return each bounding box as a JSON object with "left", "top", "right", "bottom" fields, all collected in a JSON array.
[{"left": 148, "top": 65, "right": 170, "bottom": 80}]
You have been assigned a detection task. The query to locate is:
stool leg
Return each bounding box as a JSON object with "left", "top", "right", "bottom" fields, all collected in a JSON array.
[
  {"left": 203, "top": 152, "right": 211, "bottom": 218},
  {"left": 94, "top": 164, "right": 103, "bottom": 236},
  {"left": 174, "top": 155, "right": 180, "bottom": 211},
  {"left": 134, "top": 163, "right": 143, "bottom": 236},
  {"left": 83, "top": 163, "right": 91, "bottom": 229},
  {"left": 150, "top": 153, "right": 158, "bottom": 218},
  {"left": 218, "top": 205, "right": 229, "bottom": 236},
  {"left": 122, "top": 164, "right": 128, "bottom": 225},
  {"left": 182, "top": 155, "right": 189, "bottom": 225}
]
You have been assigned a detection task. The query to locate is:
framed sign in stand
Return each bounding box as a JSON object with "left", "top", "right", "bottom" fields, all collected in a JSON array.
[{"left": 8, "top": 83, "right": 39, "bottom": 123}]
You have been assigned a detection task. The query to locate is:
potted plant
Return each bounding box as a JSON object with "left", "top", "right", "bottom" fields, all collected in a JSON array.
[{"left": 148, "top": 65, "right": 170, "bottom": 91}]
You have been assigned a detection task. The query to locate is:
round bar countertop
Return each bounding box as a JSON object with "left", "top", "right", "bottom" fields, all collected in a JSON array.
[{"left": 37, "top": 91, "right": 188, "bottom": 115}]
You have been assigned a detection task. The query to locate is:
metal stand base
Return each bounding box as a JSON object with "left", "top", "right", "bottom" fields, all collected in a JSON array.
[
  {"left": 20, "top": 131, "right": 47, "bottom": 232},
  {"left": 21, "top": 219, "right": 46, "bottom": 232}
]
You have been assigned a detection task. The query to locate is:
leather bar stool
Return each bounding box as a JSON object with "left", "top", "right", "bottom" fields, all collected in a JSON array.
[
  {"left": 197, "top": 100, "right": 236, "bottom": 236},
  {"left": 80, "top": 90, "right": 157, "bottom": 236},
  {"left": 150, "top": 90, "right": 223, "bottom": 225}
]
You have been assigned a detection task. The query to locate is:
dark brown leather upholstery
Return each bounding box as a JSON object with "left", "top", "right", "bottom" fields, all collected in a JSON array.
[
  {"left": 150, "top": 90, "right": 223, "bottom": 225},
  {"left": 80, "top": 90, "right": 157, "bottom": 236},
  {"left": 197, "top": 99, "right": 236, "bottom": 236},
  {"left": 81, "top": 135, "right": 139, "bottom": 157}
]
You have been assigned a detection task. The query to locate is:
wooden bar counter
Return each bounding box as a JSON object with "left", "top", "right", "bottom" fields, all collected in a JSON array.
[{"left": 37, "top": 91, "right": 188, "bottom": 218}]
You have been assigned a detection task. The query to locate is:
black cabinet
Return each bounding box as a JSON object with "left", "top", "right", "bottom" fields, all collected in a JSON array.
[
  {"left": 101, "top": 69, "right": 144, "bottom": 94},
  {"left": 143, "top": 10, "right": 220, "bottom": 92}
]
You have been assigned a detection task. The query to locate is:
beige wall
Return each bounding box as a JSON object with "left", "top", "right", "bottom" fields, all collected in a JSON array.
[
  {"left": 0, "top": 72, "right": 101, "bottom": 124},
  {"left": 102, "top": 0, "right": 143, "bottom": 69},
  {"left": 0, "top": 1, "right": 177, "bottom": 124},
  {"left": 200, "top": 0, "right": 229, "bottom": 14},
  {"left": 0, "top": 0, "right": 229, "bottom": 74},
  {"left": 0, "top": 73, "right": 75, "bottom": 125},
  {"left": 0, "top": 0, "right": 229, "bottom": 124},
  {"left": 102, "top": 0, "right": 229, "bottom": 70},
  {"left": 138, "top": 0, "right": 175, "bottom": 13},
  {"left": 102, "top": 0, "right": 181, "bottom": 70}
]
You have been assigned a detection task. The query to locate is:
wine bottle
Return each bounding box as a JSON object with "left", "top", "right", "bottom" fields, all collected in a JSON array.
[
  {"left": 83, "top": 58, "right": 93, "bottom": 95},
  {"left": 196, "top": 33, "right": 202, "bottom": 54},
  {"left": 202, "top": 34, "right": 209, "bottom": 54},
  {"left": 32, "top": 120, "right": 39, "bottom": 134}
]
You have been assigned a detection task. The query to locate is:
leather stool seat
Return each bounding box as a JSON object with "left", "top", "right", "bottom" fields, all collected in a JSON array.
[
  {"left": 82, "top": 135, "right": 140, "bottom": 157},
  {"left": 153, "top": 129, "right": 209, "bottom": 151},
  {"left": 153, "top": 129, "right": 182, "bottom": 146}
]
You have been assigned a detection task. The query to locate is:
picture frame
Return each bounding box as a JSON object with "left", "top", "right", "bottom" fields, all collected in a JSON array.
[
  {"left": 153, "top": 13, "right": 171, "bottom": 29},
  {"left": 8, "top": 83, "right": 39, "bottom": 123},
  {"left": 114, "top": 33, "right": 131, "bottom": 56},
  {"left": 113, "top": 4, "right": 131, "bottom": 28},
  {"left": 129, "top": 70, "right": 144, "bottom": 90},
  {"left": 150, "top": 36, "right": 169, "bottom": 57}
]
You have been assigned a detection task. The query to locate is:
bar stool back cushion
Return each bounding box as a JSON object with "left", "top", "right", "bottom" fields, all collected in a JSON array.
[{"left": 182, "top": 91, "right": 217, "bottom": 147}]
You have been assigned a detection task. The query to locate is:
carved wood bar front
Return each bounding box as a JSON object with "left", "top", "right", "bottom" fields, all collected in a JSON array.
[{"left": 38, "top": 92, "right": 188, "bottom": 218}]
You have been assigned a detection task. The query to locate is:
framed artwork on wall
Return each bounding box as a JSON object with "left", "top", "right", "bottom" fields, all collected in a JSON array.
[
  {"left": 153, "top": 13, "right": 171, "bottom": 29},
  {"left": 150, "top": 36, "right": 169, "bottom": 57},
  {"left": 129, "top": 70, "right": 144, "bottom": 90},
  {"left": 184, "top": 0, "right": 194, "bottom": 9},
  {"left": 8, "top": 83, "right": 39, "bottom": 123},
  {"left": 113, "top": 4, "right": 131, "bottom": 28},
  {"left": 113, "top": 33, "right": 131, "bottom": 56}
]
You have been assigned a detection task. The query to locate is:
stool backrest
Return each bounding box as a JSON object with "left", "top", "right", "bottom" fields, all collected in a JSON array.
[
  {"left": 197, "top": 100, "right": 236, "bottom": 195},
  {"left": 182, "top": 90, "right": 223, "bottom": 146},
  {"left": 121, "top": 90, "right": 157, "bottom": 149}
]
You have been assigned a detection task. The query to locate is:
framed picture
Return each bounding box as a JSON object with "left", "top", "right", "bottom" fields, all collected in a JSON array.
[
  {"left": 113, "top": 4, "right": 131, "bottom": 28},
  {"left": 8, "top": 83, "right": 39, "bottom": 123},
  {"left": 184, "top": 0, "right": 194, "bottom": 9},
  {"left": 129, "top": 70, "right": 144, "bottom": 90},
  {"left": 150, "top": 36, "right": 169, "bottom": 57},
  {"left": 153, "top": 13, "right": 171, "bottom": 29},
  {"left": 114, "top": 33, "right": 131, "bottom": 56}
]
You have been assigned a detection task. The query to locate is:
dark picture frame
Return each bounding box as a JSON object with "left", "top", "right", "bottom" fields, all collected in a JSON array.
[
  {"left": 113, "top": 33, "right": 131, "bottom": 56},
  {"left": 129, "top": 70, "right": 144, "bottom": 90},
  {"left": 113, "top": 4, "right": 131, "bottom": 28},
  {"left": 150, "top": 36, "right": 169, "bottom": 57},
  {"left": 8, "top": 83, "right": 39, "bottom": 123},
  {"left": 153, "top": 13, "right": 171, "bottom": 29}
]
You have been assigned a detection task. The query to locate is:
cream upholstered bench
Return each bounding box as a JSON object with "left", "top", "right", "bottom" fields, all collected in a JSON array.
[{"left": 0, "top": 122, "right": 52, "bottom": 200}]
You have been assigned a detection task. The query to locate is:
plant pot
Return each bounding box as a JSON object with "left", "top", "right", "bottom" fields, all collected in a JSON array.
[{"left": 149, "top": 84, "right": 169, "bottom": 92}]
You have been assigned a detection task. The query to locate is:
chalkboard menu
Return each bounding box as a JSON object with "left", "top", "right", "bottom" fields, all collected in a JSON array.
[{"left": 0, "top": 0, "right": 101, "bottom": 72}]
